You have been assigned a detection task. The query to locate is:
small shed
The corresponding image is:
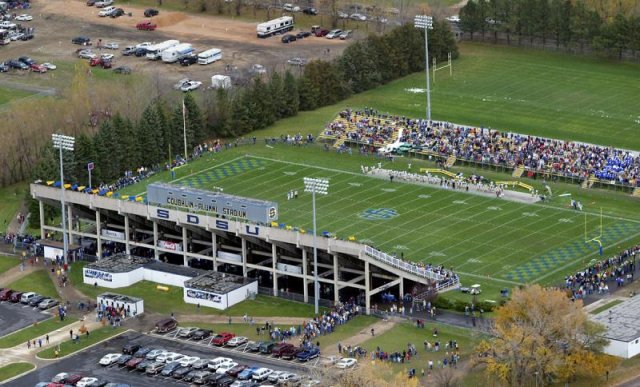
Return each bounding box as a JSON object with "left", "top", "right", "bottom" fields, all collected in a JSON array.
[
  {"left": 97, "top": 293, "right": 144, "bottom": 317},
  {"left": 211, "top": 75, "right": 231, "bottom": 89}
]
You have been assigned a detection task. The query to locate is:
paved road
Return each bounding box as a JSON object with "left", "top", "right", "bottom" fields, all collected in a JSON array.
[
  {"left": 13, "top": 330, "right": 312, "bottom": 386},
  {"left": 0, "top": 301, "right": 51, "bottom": 337}
]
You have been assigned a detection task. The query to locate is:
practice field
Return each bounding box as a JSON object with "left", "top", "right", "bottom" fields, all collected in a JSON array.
[{"left": 121, "top": 145, "right": 640, "bottom": 294}]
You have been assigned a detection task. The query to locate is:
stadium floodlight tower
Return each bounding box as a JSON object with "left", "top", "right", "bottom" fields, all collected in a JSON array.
[
  {"left": 414, "top": 14, "right": 433, "bottom": 122},
  {"left": 52, "top": 133, "right": 75, "bottom": 265},
  {"left": 303, "top": 177, "right": 329, "bottom": 315}
]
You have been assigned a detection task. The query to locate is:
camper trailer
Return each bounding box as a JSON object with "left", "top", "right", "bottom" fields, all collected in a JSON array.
[
  {"left": 161, "top": 43, "right": 194, "bottom": 63},
  {"left": 211, "top": 75, "right": 231, "bottom": 89},
  {"left": 145, "top": 39, "right": 180, "bottom": 60},
  {"left": 197, "top": 48, "right": 222, "bottom": 65},
  {"left": 256, "top": 16, "right": 294, "bottom": 38},
  {"left": 0, "top": 29, "right": 10, "bottom": 45}
]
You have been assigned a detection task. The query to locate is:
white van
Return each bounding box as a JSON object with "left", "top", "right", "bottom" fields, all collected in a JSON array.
[
  {"left": 252, "top": 368, "right": 273, "bottom": 382},
  {"left": 98, "top": 6, "right": 116, "bottom": 17},
  {"left": 20, "top": 292, "right": 36, "bottom": 304},
  {"left": 207, "top": 357, "right": 233, "bottom": 370},
  {"left": 197, "top": 48, "right": 222, "bottom": 65}
]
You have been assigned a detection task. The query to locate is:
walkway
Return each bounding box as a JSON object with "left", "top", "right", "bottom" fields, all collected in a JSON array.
[{"left": 321, "top": 318, "right": 397, "bottom": 357}]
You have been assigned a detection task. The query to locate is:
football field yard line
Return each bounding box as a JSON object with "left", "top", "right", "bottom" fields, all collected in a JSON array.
[
  {"left": 535, "top": 201, "right": 640, "bottom": 224},
  {"left": 249, "top": 155, "right": 364, "bottom": 177},
  {"left": 532, "top": 230, "right": 640, "bottom": 284},
  {"left": 455, "top": 271, "right": 523, "bottom": 286}
]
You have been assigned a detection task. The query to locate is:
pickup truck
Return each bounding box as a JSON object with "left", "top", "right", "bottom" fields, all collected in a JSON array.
[
  {"left": 98, "top": 6, "right": 116, "bottom": 16},
  {"left": 271, "top": 343, "right": 294, "bottom": 357},
  {"left": 136, "top": 21, "right": 157, "bottom": 31},
  {"left": 95, "top": 0, "right": 113, "bottom": 7}
]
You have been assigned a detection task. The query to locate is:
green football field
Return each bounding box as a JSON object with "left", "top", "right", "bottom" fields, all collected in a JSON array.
[{"left": 120, "top": 145, "right": 640, "bottom": 300}]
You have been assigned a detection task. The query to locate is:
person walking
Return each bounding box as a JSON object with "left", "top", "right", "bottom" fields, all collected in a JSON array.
[
  {"left": 371, "top": 328, "right": 375, "bottom": 336},
  {"left": 46, "top": 334, "right": 49, "bottom": 344},
  {"left": 69, "top": 329, "right": 73, "bottom": 339},
  {"left": 27, "top": 340, "right": 31, "bottom": 349}
]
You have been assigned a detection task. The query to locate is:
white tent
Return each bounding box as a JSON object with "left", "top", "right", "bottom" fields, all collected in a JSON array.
[{"left": 211, "top": 75, "right": 231, "bottom": 89}]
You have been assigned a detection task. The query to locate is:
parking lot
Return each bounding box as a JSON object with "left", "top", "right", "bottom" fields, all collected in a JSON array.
[
  {"left": 12, "top": 330, "right": 312, "bottom": 386},
  {"left": 0, "top": 300, "right": 51, "bottom": 337}
]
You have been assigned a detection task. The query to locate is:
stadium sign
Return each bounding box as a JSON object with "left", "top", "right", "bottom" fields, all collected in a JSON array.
[
  {"left": 153, "top": 208, "right": 264, "bottom": 237},
  {"left": 186, "top": 288, "right": 222, "bottom": 303},
  {"left": 84, "top": 269, "right": 113, "bottom": 282},
  {"left": 147, "top": 183, "right": 278, "bottom": 223}
]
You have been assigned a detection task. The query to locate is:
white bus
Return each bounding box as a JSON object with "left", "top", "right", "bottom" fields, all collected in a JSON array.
[
  {"left": 162, "top": 43, "right": 194, "bottom": 63},
  {"left": 256, "top": 16, "right": 293, "bottom": 38},
  {"left": 145, "top": 39, "right": 180, "bottom": 60},
  {"left": 197, "top": 48, "right": 222, "bottom": 65}
]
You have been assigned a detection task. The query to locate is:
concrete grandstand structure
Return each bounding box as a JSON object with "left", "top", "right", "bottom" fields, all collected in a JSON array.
[{"left": 31, "top": 183, "right": 459, "bottom": 312}]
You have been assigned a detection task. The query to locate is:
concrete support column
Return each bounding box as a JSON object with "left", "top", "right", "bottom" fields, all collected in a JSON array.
[
  {"left": 124, "top": 214, "right": 130, "bottom": 255},
  {"left": 241, "top": 237, "right": 248, "bottom": 277},
  {"left": 365, "top": 260, "right": 371, "bottom": 315},
  {"left": 67, "top": 205, "right": 74, "bottom": 244},
  {"left": 271, "top": 243, "right": 278, "bottom": 297},
  {"left": 302, "top": 249, "right": 308, "bottom": 303},
  {"left": 95, "top": 210, "right": 102, "bottom": 259},
  {"left": 152, "top": 220, "right": 159, "bottom": 261},
  {"left": 333, "top": 253, "right": 339, "bottom": 304},
  {"left": 399, "top": 278, "right": 404, "bottom": 300},
  {"left": 182, "top": 226, "right": 188, "bottom": 267},
  {"left": 212, "top": 232, "right": 218, "bottom": 271},
  {"left": 38, "top": 200, "right": 45, "bottom": 241}
]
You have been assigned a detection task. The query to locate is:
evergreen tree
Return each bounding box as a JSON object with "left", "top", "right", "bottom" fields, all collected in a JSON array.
[
  {"left": 74, "top": 134, "right": 99, "bottom": 187},
  {"left": 248, "top": 77, "right": 274, "bottom": 129},
  {"left": 297, "top": 76, "right": 318, "bottom": 111},
  {"left": 268, "top": 72, "right": 286, "bottom": 120},
  {"left": 210, "top": 88, "right": 233, "bottom": 137},
  {"left": 183, "top": 93, "right": 205, "bottom": 147},
  {"left": 94, "top": 120, "right": 119, "bottom": 182},
  {"left": 230, "top": 90, "right": 253, "bottom": 135},
  {"left": 282, "top": 71, "right": 299, "bottom": 117},
  {"left": 136, "top": 104, "right": 163, "bottom": 166}
]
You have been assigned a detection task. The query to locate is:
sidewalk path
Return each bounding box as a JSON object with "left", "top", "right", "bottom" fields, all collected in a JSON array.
[
  {"left": 321, "top": 318, "right": 397, "bottom": 357},
  {"left": 0, "top": 259, "right": 42, "bottom": 285}
]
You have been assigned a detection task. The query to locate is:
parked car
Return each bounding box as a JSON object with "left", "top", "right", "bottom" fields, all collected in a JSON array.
[
  {"left": 19, "top": 291, "right": 37, "bottom": 304},
  {"left": 250, "top": 64, "right": 266, "bottom": 74},
  {"left": 211, "top": 332, "right": 235, "bottom": 346},
  {"left": 10, "top": 291, "right": 24, "bottom": 302},
  {"left": 76, "top": 377, "right": 98, "bottom": 387},
  {"left": 110, "top": 8, "right": 125, "bottom": 18},
  {"left": 122, "top": 46, "right": 136, "bottom": 56},
  {"left": 38, "top": 298, "right": 59, "bottom": 309},
  {"left": 295, "top": 31, "right": 311, "bottom": 39},
  {"left": 28, "top": 295, "right": 46, "bottom": 306},
  {"left": 0, "top": 62, "right": 9, "bottom": 72},
  {"left": 51, "top": 373, "right": 70, "bottom": 383},
  {"left": 246, "top": 341, "right": 262, "bottom": 352},
  {"left": 281, "top": 34, "right": 296, "bottom": 43},
  {"left": 134, "top": 47, "right": 148, "bottom": 57},
  {"left": 156, "top": 352, "right": 182, "bottom": 363},
  {"left": 116, "top": 354, "right": 132, "bottom": 366},
  {"left": 172, "top": 366, "right": 192, "bottom": 379},
  {"left": 113, "top": 66, "right": 131, "bottom": 74},
  {"left": 145, "top": 361, "right": 165, "bottom": 375},
  {"left": 446, "top": 15, "right": 461, "bottom": 23},
  {"left": 191, "top": 328, "right": 212, "bottom": 340},
  {"left": 122, "top": 343, "right": 141, "bottom": 355},
  {"left": 258, "top": 342, "right": 275, "bottom": 354},
  {"left": 336, "top": 357, "right": 358, "bottom": 369},
  {"left": 191, "top": 358, "right": 210, "bottom": 370},
  {"left": 95, "top": 0, "right": 114, "bottom": 7},
  {"left": 337, "top": 11, "right": 348, "bottom": 19},
  {"left": 135, "top": 359, "right": 154, "bottom": 372},
  {"left": 144, "top": 8, "right": 159, "bottom": 17},
  {"left": 98, "top": 6, "right": 117, "bottom": 17},
  {"left": 135, "top": 41, "right": 153, "bottom": 49},
  {"left": 179, "top": 54, "right": 198, "bottom": 66},
  {"left": 281, "top": 346, "right": 304, "bottom": 360},
  {"left": 125, "top": 357, "right": 144, "bottom": 369},
  {"left": 18, "top": 56, "right": 35, "bottom": 65},
  {"left": 237, "top": 367, "right": 259, "bottom": 380},
  {"left": 19, "top": 33, "right": 34, "bottom": 41},
  {"left": 287, "top": 57, "right": 307, "bottom": 66},
  {"left": 251, "top": 368, "right": 273, "bottom": 382},
  {"left": 339, "top": 30, "right": 353, "bottom": 40},
  {"left": 180, "top": 80, "right": 202, "bottom": 92},
  {"left": 208, "top": 373, "right": 234, "bottom": 386},
  {"left": 145, "top": 349, "right": 167, "bottom": 360},
  {"left": 104, "top": 42, "right": 119, "bottom": 50},
  {"left": 179, "top": 356, "right": 200, "bottom": 367},
  {"left": 9, "top": 32, "right": 23, "bottom": 41},
  {"left": 350, "top": 13, "right": 367, "bottom": 21},
  {"left": 314, "top": 28, "right": 329, "bottom": 37},
  {"left": 191, "top": 370, "right": 211, "bottom": 384},
  {"left": 302, "top": 7, "right": 317, "bottom": 15},
  {"left": 133, "top": 347, "right": 152, "bottom": 358},
  {"left": 271, "top": 343, "right": 294, "bottom": 357},
  {"left": 78, "top": 49, "right": 97, "bottom": 59},
  {"left": 0, "top": 289, "right": 13, "bottom": 300},
  {"left": 226, "top": 364, "right": 247, "bottom": 378},
  {"left": 155, "top": 318, "right": 178, "bottom": 333},
  {"left": 183, "top": 370, "right": 200, "bottom": 383},
  {"left": 279, "top": 372, "right": 302, "bottom": 385},
  {"left": 160, "top": 361, "right": 182, "bottom": 377},
  {"left": 215, "top": 361, "right": 237, "bottom": 375},
  {"left": 99, "top": 353, "right": 122, "bottom": 366},
  {"left": 88, "top": 379, "right": 109, "bottom": 387},
  {"left": 0, "top": 21, "right": 16, "bottom": 29},
  {"left": 297, "top": 346, "right": 320, "bottom": 361},
  {"left": 86, "top": 0, "right": 98, "bottom": 5},
  {"left": 65, "top": 374, "right": 83, "bottom": 385},
  {"left": 326, "top": 29, "right": 342, "bottom": 39},
  {"left": 177, "top": 327, "right": 199, "bottom": 338},
  {"left": 226, "top": 336, "right": 247, "bottom": 347},
  {"left": 15, "top": 14, "right": 33, "bottom": 21},
  {"left": 207, "top": 357, "right": 233, "bottom": 371},
  {"left": 72, "top": 36, "right": 91, "bottom": 45},
  {"left": 136, "top": 21, "right": 157, "bottom": 31}
]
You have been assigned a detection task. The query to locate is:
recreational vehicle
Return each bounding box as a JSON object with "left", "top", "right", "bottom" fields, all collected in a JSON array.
[
  {"left": 256, "top": 16, "right": 294, "bottom": 38},
  {"left": 0, "top": 29, "right": 9, "bottom": 45},
  {"left": 197, "top": 48, "right": 222, "bottom": 65},
  {"left": 161, "top": 43, "right": 194, "bottom": 63},
  {"left": 145, "top": 39, "right": 180, "bottom": 60}
]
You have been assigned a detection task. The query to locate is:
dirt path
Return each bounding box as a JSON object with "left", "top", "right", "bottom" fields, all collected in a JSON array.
[
  {"left": 321, "top": 318, "right": 397, "bottom": 357},
  {"left": 0, "top": 258, "right": 41, "bottom": 285}
]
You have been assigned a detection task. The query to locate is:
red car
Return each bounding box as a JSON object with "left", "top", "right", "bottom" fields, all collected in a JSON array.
[
  {"left": 30, "top": 63, "right": 48, "bottom": 73},
  {"left": 211, "top": 332, "right": 235, "bottom": 346},
  {"left": 314, "top": 28, "right": 329, "bottom": 37},
  {"left": 126, "top": 357, "right": 144, "bottom": 369},
  {"left": 64, "top": 374, "right": 83, "bottom": 384},
  {"left": 271, "top": 343, "right": 294, "bottom": 357},
  {"left": 226, "top": 364, "right": 247, "bottom": 377},
  {"left": 0, "top": 289, "right": 13, "bottom": 301},
  {"left": 9, "top": 291, "right": 23, "bottom": 303},
  {"left": 89, "top": 57, "right": 113, "bottom": 69},
  {"left": 136, "top": 21, "right": 157, "bottom": 31},
  {"left": 281, "top": 346, "right": 304, "bottom": 360}
]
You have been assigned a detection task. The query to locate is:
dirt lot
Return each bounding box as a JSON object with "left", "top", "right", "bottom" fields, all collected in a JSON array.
[{"left": 1, "top": 0, "right": 350, "bottom": 87}]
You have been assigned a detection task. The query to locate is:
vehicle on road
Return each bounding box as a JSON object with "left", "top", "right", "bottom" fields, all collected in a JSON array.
[
  {"left": 144, "top": 8, "right": 159, "bottom": 17},
  {"left": 15, "top": 14, "right": 33, "bottom": 21},
  {"left": 281, "top": 34, "right": 296, "bottom": 43}
]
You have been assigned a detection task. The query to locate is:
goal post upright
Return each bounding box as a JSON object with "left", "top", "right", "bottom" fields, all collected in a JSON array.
[{"left": 432, "top": 52, "right": 453, "bottom": 84}]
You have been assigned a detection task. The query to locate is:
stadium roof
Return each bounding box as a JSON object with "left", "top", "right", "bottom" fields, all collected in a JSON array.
[
  {"left": 185, "top": 272, "right": 256, "bottom": 294},
  {"left": 591, "top": 296, "right": 640, "bottom": 342}
]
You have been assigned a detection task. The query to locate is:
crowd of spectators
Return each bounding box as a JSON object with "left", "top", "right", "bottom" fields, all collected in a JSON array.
[
  {"left": 565, "top": 245, "right": 639, "bottom": 298},
  {"left": 328, "top": 108, "right": 640, "bottom": 187}
]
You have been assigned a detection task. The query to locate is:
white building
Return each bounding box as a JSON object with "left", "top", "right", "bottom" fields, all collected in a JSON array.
[
  {"left": 183, "top": 272, "right": 258, "bottom": 310},
  {"left": 591, "top": 296, "right": 640, "bottom": 358}
]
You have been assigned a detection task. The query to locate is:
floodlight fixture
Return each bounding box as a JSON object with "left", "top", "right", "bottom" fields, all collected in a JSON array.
[{"left": 414, "top": 15, "right": 433, "bottom": 122}]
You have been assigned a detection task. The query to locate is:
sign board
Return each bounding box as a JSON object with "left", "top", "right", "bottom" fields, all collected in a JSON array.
[
  {"left": 158, "top": 240, "right": 183, "bottom": 252},
  {"left": 87, "top": 162, "right": 95, "bottom": 171},
  {"left": 101, "top": 229, "right": 125, "bottom": 240},
  {"left": 186, "top": 288, "right": 222, "bottom": 303},
  {"left": 217, "top": 250, "right": 242, "bottom": 263},
  {"left": 277, "top": 262, "right": 302, "bottom": 274},
  {"left": 84, "top": 268, "right": 113, "bottom": 282},
  {"left": 147, "top": 183, "right": 278, "bottom": 224}
]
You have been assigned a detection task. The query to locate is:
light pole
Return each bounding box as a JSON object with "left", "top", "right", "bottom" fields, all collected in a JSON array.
[
  {"left": 303, "top": 177, "right": 329, "bottom": 315},
  {"left": 415, "top": 15, "right": 433, "bottom": 122},
  {"left": 52, "top": 134, "right": 75, "bottom": 265}
]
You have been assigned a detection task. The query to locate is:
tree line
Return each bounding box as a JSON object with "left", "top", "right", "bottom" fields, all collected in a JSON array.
[
  {"left": 28, "top": 22, "right": 458, "bottom": 189},
  {"left": 460, "top": 0, "right": 640, "bottom": 59}
]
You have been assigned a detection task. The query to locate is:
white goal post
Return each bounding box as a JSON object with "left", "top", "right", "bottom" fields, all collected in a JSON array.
[{"left": 432, "top": 52, "right": 453, "bottom": 83}]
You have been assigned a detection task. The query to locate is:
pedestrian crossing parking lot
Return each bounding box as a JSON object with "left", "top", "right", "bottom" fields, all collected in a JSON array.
[
  {"left": 0, "top": 301, "right": 51, "bottom": 337},
  {"left": 119, "top": 145, "right": 640, "bottom": 296},
  {"left": 12, "top": 331, "right": 309, "bottom": 386}
]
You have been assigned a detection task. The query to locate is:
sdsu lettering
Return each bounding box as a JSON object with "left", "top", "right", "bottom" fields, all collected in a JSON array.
[{"left": 154, "top": 209, "right": 260, "bottom": 234}]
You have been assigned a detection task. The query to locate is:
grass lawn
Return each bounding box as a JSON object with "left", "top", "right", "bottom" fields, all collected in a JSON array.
[
  {"left": 7, "top": 269, "right": 59, "bottom": 299},
  {"left": 70, "top": 262, "right": 323, "bottom": 317},
  {"left": 0, "top": 181, "right": 27, "bottom": 233},
  {"left": 359, "top": 321, "right": 486, "bottom": 373},
  {"left": 37, "top": 326, "right": 125, "bottom": 359},
  {"left": 0, "top": 255, "right": 20, "bottom": 274},
  {"left": 0, "top": 318, "right": 76, "bottom": 349},
  {"left": 0, "top": 87, "right": 34, "bottom": 107},
  {"left": 0, "top": 362, "right": 35, "bottom": 382},
  {"left": 589, "top": 299, "right": 626, "bottom": 315},
  {"left": 315, "top": 315, "right": 379, "bottom": 349},
  {"left": 117, "top": 144, "right": 640, "bottom": 303}
]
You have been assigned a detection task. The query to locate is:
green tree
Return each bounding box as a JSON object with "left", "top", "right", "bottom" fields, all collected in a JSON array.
[
  {"left": 73, "top": 134, "right": 99, "bottom": 187},
  {"left": 209, "top": 88, "right": 233, "bottom": 137},
  {"left": 230, "top": 90, "right": 253, "bottom": 135},
  {"left": 282, "top": 71, "right": 299, "bottom": 117},
  {"left": 268, "top": 72, "right": 286, "bottom": 120},
  {"left": 94, "top": 120, "right": 119, "bottom": 182},
  {"left": 183, "top": 93, "right": 205, "bottom": 147},
  {"left": 136, "top": 104, "right": 164, "bottom": 166},
  {"left": 297, "top": 76, "right": 318, "bottom": 111}
]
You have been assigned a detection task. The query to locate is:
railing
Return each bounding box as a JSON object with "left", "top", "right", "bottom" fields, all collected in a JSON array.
[
  {"left": 363, "top": 245, "right": 447, "bottom": 281},
  {"left": 436, "top": 277, "right": 460, "bottom": 292}
]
